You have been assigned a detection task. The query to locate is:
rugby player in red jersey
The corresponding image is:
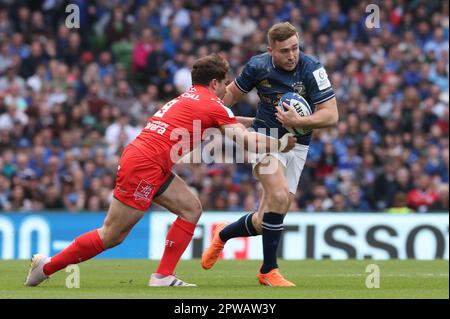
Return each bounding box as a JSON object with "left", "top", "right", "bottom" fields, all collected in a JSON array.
[{"left": 25, "top": 54, "right": 296, "bottom": 287}]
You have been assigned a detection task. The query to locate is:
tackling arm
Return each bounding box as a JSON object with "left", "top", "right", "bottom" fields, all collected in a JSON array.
[
  {"left": 220, "top": 123, "right": 296, "bottom": 153},
  {"left": 235, "top": 116, "right": 254, "bottom": 128}
]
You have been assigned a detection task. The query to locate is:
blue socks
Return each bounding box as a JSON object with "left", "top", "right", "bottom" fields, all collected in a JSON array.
[
  {"left": 261, "top": 212, "right": 285, "bottom": 274},
  {"left": 219, "top": 212, "right": 258, "bottom": 242},
  {"left": 218, "top": 211, "right": 285, "bottom": 275}
]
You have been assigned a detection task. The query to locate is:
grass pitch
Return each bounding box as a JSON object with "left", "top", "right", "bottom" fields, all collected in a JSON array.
[{"left": 0, "top": 260, "right": 447, "bottom": 299}]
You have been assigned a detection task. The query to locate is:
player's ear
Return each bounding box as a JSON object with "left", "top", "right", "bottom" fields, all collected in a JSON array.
[
  {"left": 267, "top": 46, "right": 272, "bottom": 54},
  {"left": 210, "top": 78, "right": 217, "bottom": 90}
]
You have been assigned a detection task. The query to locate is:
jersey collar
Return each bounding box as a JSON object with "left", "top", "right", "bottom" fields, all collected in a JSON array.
[
  {"left": 271, "top": 57, "right": 276, "bottom": 69},
  {"left": 191, "top": 84, "right": 213, "bottom": 97}
]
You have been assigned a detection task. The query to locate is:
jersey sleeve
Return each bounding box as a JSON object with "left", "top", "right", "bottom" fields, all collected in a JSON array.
[
  {"left": 234, "top": 59, "right": 259, "bottom": 93},
  {"left": 208, "top": 99, "right": 238, "bottom": 127},
  {"left": 305, "top": 62, "right": 335, "bottom": 105}
]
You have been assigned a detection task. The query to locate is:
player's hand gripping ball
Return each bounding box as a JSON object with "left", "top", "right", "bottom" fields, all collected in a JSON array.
[{"left": 278, "top": 92, "right": 312, "bottom": 136}]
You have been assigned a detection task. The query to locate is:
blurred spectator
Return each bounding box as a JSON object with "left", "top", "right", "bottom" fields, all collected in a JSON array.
[
  {"left": 330, "top": 193, "right": 346, "bottom": 212},
  {"left": 373, "top": 162, "right": 398, "bottom": 210},
  {"left": 306, "top": 184, "right": 333, "bottom": 212},
  {"left": 0, "top": 0, "right": 448, "bottom": 213},
  {"left": 147, "top": 37, "right": 170, "bottom": 87},
  {"left": 0, "top": 104, "right": 28, "bottom": 130},
  {"left": 20, "top": 40, "right": 47, "bottom": 79},
  {"left": 346, "top": 184, "right": 371, "bottom": 212},
  {"left": 424, "top": 28, "right": 449, "bottom": 60},
  {"left": 161, "top": 0, "right": 191, "bottom": 31},
  {"left": 174, "top": 55, "right": 194, "bottom": 94},
  {"left": 113, "top": 80, "right": 136, "bottom": 116},
  {"left": 430, "top": 184, "right": 450, "bottom": 212},
  {"left": 7, "top": 184, "right": 31, "bottom": 211},
  {"left": 407, "top": 175, "right": 440, "bottom": 212},
  {"left": 104, "top": 112, "right": 139, "bottom": 157},
  {"left": 0, "top": 173, "right": 11, "bottom": 210},
  {"left": 316, "top": 142, "right": 338, "bottom": 179},
  {"left": 387, "top": 192, "right": 414, "bottom": 214},
  {"left": 132, "top": 27, "right": 155, "bottom": 75},
  {"left": 226, "top": 6, "right": 257, "bottom": 45},
  {"left": 0, "top": 64, "right": 26, "bottom": 94},
  {"left": 105, "top": 6, "right": 131, "bottom": 44},
  {"left": 44, "top": 185, "right": 64, "bottom": 210}
]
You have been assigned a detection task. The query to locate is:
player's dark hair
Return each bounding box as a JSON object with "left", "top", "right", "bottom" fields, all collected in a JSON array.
[
  {"left": 191, "top": 54, "right": 229, "bottom": 86},
  {"left": 268, "top": 22, "right": 299, "bottom": 47}
]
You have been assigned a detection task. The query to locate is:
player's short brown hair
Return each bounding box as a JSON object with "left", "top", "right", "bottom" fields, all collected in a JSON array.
[
  {"left": 191, "top": 54, "right": 229, "bottom": 86},
  {"left": 268, "top": 22, "right": 299, "bottom": 47}
]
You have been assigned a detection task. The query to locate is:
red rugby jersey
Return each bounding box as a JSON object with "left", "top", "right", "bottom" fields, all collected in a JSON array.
[{"left": 130, "top": 85, "right": 237, "bottom": 171}]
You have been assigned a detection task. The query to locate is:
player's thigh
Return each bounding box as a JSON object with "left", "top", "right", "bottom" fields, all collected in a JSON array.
[
  {"left": 255, "top": 155, "right": 290, "bottom": 204},
  {"left": 99, "top": 197, "right": 144, "bottom": 246},
  {"left": 106, "top": 145, "right": 167, "bottom": 243},
  {"left": 114, "top": 144, "right": 171, "bottom": 210},
  {"left": 153, "top": 173, "right": 202, "bottom": 223},
  {"left": 255, "top": 155, "right": 288, "bottom": 188}
]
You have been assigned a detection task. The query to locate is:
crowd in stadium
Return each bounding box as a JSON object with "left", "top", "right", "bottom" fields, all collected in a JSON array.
[{"left": 0, "top": 0, "right": 448, "bottom": 213}]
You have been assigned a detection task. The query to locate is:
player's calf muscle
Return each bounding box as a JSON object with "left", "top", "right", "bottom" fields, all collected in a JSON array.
[
  {"left": 99, "top": 199, "right": 144, "bottom": 248},
  {"left": 174, "top": 201, "right": 202, "bottom": 224},
  {"left": 252, "top": 213, "right": 263, "bottom": 235},
  {"left": 153, "top": 178, "right": 203, "bottom": 224},
  {"left": 99, "top": 228, "right": 127, "bottom": 249}
]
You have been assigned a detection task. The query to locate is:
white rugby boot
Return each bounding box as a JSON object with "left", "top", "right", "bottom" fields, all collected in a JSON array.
[
  {"left": 149, "top": 273, "right": 197, "bottom": 287},
  {"left": 24, "top": 254, "right": 50, "bottom": 287}
]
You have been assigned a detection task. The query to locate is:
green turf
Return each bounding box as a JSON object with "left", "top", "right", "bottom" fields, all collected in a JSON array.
[{"left": 0, "top": 260, "right": 448, "bottom": 299}]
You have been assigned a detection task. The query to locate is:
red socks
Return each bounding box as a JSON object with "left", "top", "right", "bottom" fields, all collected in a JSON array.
[
  {"left": 43, "top": 229, "right": 106, "bottom": 276},
  {"left": 156, "top": 217, "right": 196, "bottom": 276},
  {"left": 42, "top": 219, "right": 195, "bottom": 277}
]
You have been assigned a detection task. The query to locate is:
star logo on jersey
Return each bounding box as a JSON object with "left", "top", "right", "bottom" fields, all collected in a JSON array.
[
  {"left": 259, "top": 79, "right": 271, "bottom": 87},
  {"left": 293, "top": 81, "right": 306, "bottom": 96},
  {"left": 134, "top": 179, "right": 154, "bottom": 202}
]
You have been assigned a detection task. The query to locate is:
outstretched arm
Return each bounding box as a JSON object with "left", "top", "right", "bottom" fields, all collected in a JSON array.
[
  {"left": 235, "top": 116, "right": 254, "bottom": 128},
  {"left": 220, "top": 123, "right": 296, "bottom": 153}
]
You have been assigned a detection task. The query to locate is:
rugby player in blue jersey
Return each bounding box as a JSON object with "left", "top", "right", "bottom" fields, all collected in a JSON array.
[{"left": 202, "top": 22, "right": 339, "bottom": 286}]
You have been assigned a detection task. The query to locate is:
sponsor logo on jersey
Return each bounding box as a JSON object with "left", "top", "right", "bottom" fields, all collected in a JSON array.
[{"left": 312, "top": 67, "right": 331, "bottom": 90}]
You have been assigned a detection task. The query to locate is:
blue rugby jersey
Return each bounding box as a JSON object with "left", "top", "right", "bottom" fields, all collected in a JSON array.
[{"left": 235, "top": 52, "right": 335, "bottom": 145}]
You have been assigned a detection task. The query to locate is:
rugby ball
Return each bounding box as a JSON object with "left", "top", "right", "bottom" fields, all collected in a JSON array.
[{"left": 278, "top": 92, "right": 312, "bottom": 135}]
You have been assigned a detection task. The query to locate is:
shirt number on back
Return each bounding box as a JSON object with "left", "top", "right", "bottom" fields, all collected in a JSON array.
[{"left": 153, "top": 99, "right": 178, "bottom": 118}]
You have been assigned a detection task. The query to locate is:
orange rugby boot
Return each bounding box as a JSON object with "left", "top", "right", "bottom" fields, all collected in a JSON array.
[
  {"left": 257, "top": 268, "right": 296, "bottom": 287},
  {"left": 201, "top": 223, "right": 227, "bottom": 270}
]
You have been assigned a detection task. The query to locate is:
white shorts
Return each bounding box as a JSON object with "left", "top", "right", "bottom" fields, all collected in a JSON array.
[{"left": 251, "top": 143, "right": 309, "bottom": 194}]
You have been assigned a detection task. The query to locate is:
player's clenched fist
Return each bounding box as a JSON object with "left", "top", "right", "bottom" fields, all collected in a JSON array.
[{"left": 278, "top": 133, "right": 296, "bottom": 152}]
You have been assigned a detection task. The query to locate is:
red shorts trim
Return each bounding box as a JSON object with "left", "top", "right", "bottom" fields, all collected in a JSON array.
[{"left": 113, "top": 144, "right": 171, "bottom": 211}]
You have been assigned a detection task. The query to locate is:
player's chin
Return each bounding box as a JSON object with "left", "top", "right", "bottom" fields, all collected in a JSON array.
[{"left": 283, "top": 63, "right": 297, "bottom": 71}]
